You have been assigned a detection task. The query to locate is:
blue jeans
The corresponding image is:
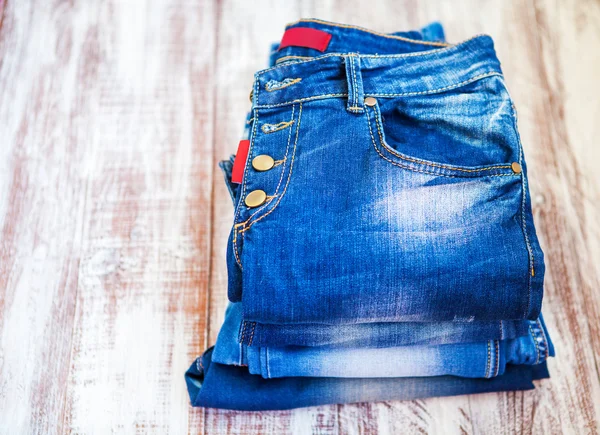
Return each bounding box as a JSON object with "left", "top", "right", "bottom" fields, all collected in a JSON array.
[
  {"left": 221, "top": 155, "right": 532, "bottom": 348},
  {"left": 227, "top": 20, "right": 545, "bottom": 326},
  {"left": 212, "top": 303, "right": 553, "bottom": 379},
  {"left": 186, "top": 20, "right": 552, "bottom": 411},
  {"left": 185, "top": 348, "right": 550, "bottom": 411}
]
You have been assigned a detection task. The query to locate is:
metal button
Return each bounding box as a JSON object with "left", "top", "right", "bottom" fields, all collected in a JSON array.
[
  {"left": 249, "top": 89, "right": 253, "bottom": 103},
  {"left": 511, "top": 162, "right": 522, "bottom": 174},
  {"left": 245, "top": 190, "right": 267, "bottom": 208},
  {"left": 252, "top": 155, "right": 275, "bottom": 172},
  {"left": 364, "top": 97, "right": 377, "bottom": 107}
]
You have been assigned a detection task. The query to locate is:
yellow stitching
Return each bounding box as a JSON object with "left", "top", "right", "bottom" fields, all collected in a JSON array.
[
  {"left": 273, "top": 159, "right": 285, "bottom": 167},
  {"left": 507, "top": 100, "right": 535, "bottom": 316},
  {"left": 233, "top": 227, "right": 243, "bottom": 270},
  {"left": 255, "top": 73, "right": 502, "bottom": 109},
  {"left": 284, "top": 18, "right": 449, "bottom": 47},
  {"left": 494, "top": 340, "right": 500, "bottom": 377},
  {"left": 246, "top": 117, "right": 255, "bottom": 124},
  {"left": 261, "top": 120, "right": 295, "bottom": 134},
  {"left": 258, "top": 94, "right": 347, "bottom": 109},
  {"left": 231, "top": 102, "right": 260, "bottom": 267},
  {"left": 275, "top": 55, "right": 314, "bottom": 64},
  {"left": 258, "top": 35, "right": 489, "bottom": 76},
  {"left": 369, "top": 72, "right": 502, "bottom": 97},
  {"left": 234, "top": 106, "right": 259, "bottom": 223},
  {"left": 366, "top": 107, "right": 514, "bottom": 179},
  {"left": 240, "top": 103, "right": 303, "bottom": 233},
  {"left": 349, "top": 54, "right": 358, "bottom": 108},
  {"left": 370, "top": 106, "right": 512, "bottom": 173},
  {"left": 528, "top": 324, "right": 541, "bottom": 365},
  {"left": 485, "top": 340, "right": 491, "bottom": 378},
  {"left": 265, "top": 78, "right": 302, "bottom": 92},
  {"left": 536, "top": 318, "right": 550, "bottom": 359},
  {"left": 243, "top": 105, "right": 297, "bottom": 224}
]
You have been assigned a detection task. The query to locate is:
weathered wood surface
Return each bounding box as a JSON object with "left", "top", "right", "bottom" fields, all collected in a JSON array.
[{"left": 0, "top": 0, "right": 599, "bottom": 433}]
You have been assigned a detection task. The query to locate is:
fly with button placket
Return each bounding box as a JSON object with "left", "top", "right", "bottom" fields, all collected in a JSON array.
[{"left": 233, "top": 97, "right": 301, "bottom": 247}]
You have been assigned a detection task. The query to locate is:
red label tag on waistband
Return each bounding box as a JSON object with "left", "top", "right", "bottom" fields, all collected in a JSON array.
[
  {"left": 231, "top": 140, "right": 250, "bottom": 184},
  {"left": 279, "top": 27, "right": 332, "bottom": 52}
]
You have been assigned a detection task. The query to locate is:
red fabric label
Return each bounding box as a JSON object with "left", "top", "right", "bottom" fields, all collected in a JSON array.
[
  {"left": 231, "top": 140, "right": 250, "bottom": 184},
  {"left": 279, "top": 27, "right": 332, "bottom": 52}
]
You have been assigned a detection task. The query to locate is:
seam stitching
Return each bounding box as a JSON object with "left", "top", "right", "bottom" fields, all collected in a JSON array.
[
  {"left": 494, "top": 340, "right": 500, "bottom": 377},
  {"left": 258, "top": 34, "right": 488, "bottom": 76},
  {"left": 509, "top": 100, "right": 534, "bottom": 318},
  {"left": 371, "top": 104, "right": 510, "bottom": 172},
  {"left": 485, "top": 340, "right": 491, "bottom": 378},
  {"left": 284, "top": 19, "right": 450, "bottom": 47},
  {"left": 265, "top": 77, "right": 302, "bottom": 92},
  {"left": 529, "top": 323, "right": 541, "bottom": 365},
  {"left": 232, "top": 102, "right": 260, "bottom": 268},
  {"left": 240, "top": 105, "right": 296, "bottom": 225},
  {"left": 240, "top": 103, "right": 303, "bottom": 232},
  {"left": 536, "top": 318, "right": 550, "bottom": 360},
  {"left": 261, "top": 120, "right": 295, "bottom": 134},
  {"left": 365, "top": 106, "right": 515, "bottom": 178},
  {"left": 255, "top": 72, "right": 502, "bottom": 109},
  {"left": 249, "top": 321, "right": 257, "bottom": 346},
  {"left": 275, "top": 55, "right": 314, "bottom": 64}
]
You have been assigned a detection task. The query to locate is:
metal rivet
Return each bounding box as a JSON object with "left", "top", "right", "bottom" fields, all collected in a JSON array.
[
  {"left": 364, "top": 97, "right": 377, "bottom": 107},
  {"left": 252, "top": 155, "right": 275, "bottom": 172},
  {"left": 511, "top": 162, "right": 522, "bottom": 174},
  {"left": 249, "top": 89, "right": 254, "bottom": 103},
  {"left": 245, "top": 190, "right": 267, "bottom": 208}
]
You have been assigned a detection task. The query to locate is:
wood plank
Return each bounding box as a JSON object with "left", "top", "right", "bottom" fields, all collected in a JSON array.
[
  {"left": 56, "top": 1, "right": 217, "bottom": 433},
  {"left": 0, "top": 3, "right": 87, "bottom": 433}
]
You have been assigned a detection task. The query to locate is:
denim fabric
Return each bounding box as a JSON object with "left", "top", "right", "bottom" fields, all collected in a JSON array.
[
  {"left": 212, "top": 303, "right": 554, "bottom": 379},
  {"left": 220, "top": 160, "right": 532, "bottom": 348},
  {"left": 186, "top": 20, "right": 552, "bottom": 411},
  {"left": 185, "top": 347, "right": 550, "bottom": 411},
  {"left": 229, "top": 33, "right": 544, "bottom": 325},
  {"left": 269, "top": 21, "right": 447, "bottom": 67}
]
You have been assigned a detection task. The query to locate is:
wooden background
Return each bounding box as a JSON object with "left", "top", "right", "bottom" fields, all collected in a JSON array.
[{"left": 0, "top": 0, "right": 599, "bottom": 433}]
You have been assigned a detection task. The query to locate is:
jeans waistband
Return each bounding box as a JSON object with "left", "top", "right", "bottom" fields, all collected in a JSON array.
[
  {"left": 252, "top": 35, "right": 502, "bottom": 109},
  {"left": 272, "top": 19, "right": 448, "bottom": 65}
]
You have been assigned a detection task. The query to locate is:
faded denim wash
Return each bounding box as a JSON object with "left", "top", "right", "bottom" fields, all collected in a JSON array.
[
  {"left": 185, "top": 348, "right": 549, "bottom": 411},
  {"left": 212, "top": 303, "right": 554, "bottom": 379},
  {"left": 227, "top": 32, "right": 544, "bottom": 325},
  {"left": 221, "top": 156, "right": 533, "bottom": 348}
]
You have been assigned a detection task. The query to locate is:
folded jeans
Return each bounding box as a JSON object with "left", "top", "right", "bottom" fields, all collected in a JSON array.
[
  {"left": 212, "top": 303, "right": 554, "bottom": 379},
  {"left": 227, "top": 21, "right": 545, "bottom": 325},
  {"left": 186, "top": 347, "right": 550, "bottom": 411}
]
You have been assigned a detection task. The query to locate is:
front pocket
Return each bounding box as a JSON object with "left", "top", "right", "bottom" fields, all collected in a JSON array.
[{"left": 365, "top": 75, "right": 521, "bottom": 178}]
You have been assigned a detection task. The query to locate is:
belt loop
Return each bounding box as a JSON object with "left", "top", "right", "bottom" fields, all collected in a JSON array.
[{"left": 344, "top": 54, "right": 364, "bottom": 114}]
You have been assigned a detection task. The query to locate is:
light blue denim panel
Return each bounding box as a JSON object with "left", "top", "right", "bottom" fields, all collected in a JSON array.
[
  {"left": 212, "top": 303, "right": 554, "bottom": 379},
  {"left": 215, "top": 301, "right": 531, "bottom": 350},
  {"left": 244, "top": 317, "right": 554, "bottom": 379},
  {"left": 230, "top": 35, "right": 544, "bottom": 325}
]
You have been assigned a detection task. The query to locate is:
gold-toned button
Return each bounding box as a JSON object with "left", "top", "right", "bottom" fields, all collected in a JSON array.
[
  {"left": 364, "top": 97, "right": 377, "bottom": 107},
  {"left": 511, "top": 162, "right": 522, "bottom": 174},
  {"left": 252, "top": 155, "right": 275, "bottom": 172},
  {"left": 249, "top": 89, "right": 254, "bottom": 103},
  {"left": 245, "top": 190, "right": 267, "bottom": 208}
]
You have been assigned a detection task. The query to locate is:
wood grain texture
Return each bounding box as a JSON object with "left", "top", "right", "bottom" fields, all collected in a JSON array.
[{"left": 0, "top": 0, "right": 598, "bottom": 434}]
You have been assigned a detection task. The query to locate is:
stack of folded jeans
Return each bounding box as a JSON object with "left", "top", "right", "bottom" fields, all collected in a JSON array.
[{"left": 186, "top": 19, "right": 554, "bottom": 411}]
